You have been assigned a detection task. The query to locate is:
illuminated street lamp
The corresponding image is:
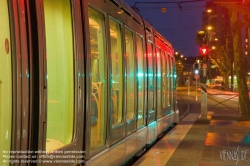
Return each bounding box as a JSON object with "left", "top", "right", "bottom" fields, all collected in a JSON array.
[
  {"left": 175, "top": 52, "right": 178, "bottom": 55},
  {"left": 207, "top": 9, "right": 212, "bottom": 13},
  {"left": 207, "top": 26, "right": 212, "bottom": 30}
]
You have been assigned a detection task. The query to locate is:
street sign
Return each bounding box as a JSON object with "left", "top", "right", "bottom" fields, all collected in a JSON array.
[{"left": 194, "top": 74, "right": 200, "bottom": 80}]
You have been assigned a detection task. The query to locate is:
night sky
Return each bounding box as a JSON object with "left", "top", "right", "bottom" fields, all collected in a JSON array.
[{"left": 124, "top": 0, "right": 207, "bottom": 57}]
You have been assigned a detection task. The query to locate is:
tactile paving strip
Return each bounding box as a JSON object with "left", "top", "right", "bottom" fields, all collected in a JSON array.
[{"left": 165, "top": 120, "right": 210, "bottom": 166}]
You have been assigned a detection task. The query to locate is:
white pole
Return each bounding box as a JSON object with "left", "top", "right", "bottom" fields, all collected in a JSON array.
[
  {"left": 196, "top": 79, "right": 197, "bottom": 101},
  {"left": 188, "top": 74, "right": 190, "bottom": 95}
]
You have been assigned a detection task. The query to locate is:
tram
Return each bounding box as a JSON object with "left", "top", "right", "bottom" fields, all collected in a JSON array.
[{"left": 0, "top": 0, "right": 178, "bottom": 165}]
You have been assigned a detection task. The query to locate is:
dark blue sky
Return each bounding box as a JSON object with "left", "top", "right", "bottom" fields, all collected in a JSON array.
[{"left": 124, "top": 0, "right": 206, "bottom": 57}]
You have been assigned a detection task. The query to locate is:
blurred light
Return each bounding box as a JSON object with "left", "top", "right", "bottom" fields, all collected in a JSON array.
[
  {"left": 175, "top": 52, "right": 178, "bottom": 55},
  {"left": 246, "top": 39, "right": 248, "bottom": 43},
  {"left": 185, "top": 58, "right": 187, "bottom": 60},
  {"left": 215, "top": 38, "right": 218, "bottom": 41},
  {"left": 212, "top": 46, "right": 216, "bottom": 50},
  {"left": 117, "top": 10, "right": 124, "bottom": 14},
  {"left": 137, "top": 73, "right": 143, "bottom": 77},
  {"left": 180, "top": 55, "right": 184, "bottom": 58},
  {"left": 207, "top": 9, "right": 212, "bottom": 13},
  {"left": 195, "top": 70, "right": 199, "bottom": 74},
  {"left": 207, "top": 26, "right": 212, "bottom": 30},
  {"left": 197, "top": 30, "right": 205, "bottom": 34},
  {"left": 245, "top": 51, "right": 248, "bottom": 55}
]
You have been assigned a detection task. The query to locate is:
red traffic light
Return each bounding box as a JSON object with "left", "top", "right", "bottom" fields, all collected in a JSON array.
[{"left": 199, "top": 46, "right": 209, "bottom": 56}]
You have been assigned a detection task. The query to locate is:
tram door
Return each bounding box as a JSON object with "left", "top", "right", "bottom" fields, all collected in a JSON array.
[{"left": 36, "top": 0, "right": 84, "bottom": 163}]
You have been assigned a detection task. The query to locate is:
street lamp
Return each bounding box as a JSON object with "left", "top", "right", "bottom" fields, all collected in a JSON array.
[
  {"left": 207, "top": 9, "right": 212, "bottom": 13},
  {"left": 207, "top": 26, "right": 212, "bottom": 30}
]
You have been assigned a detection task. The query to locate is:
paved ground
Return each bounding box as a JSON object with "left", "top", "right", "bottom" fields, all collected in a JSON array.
[{"left": 133, "top": 86, "right": 250, "bottom": 166}]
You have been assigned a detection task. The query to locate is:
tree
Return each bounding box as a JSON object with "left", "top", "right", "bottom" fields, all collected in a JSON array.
[
  {"left": 215, "top": 2, "right": 250, "bottom": 118},
  {"left": 175, "top": 59, "right": 184, "bottom": 86},
  {"left": 229, "top": 10, "right": 250, "bottom": 118},
  {"left": 209, "top": 45, "right": 232, "bottom": 88}
]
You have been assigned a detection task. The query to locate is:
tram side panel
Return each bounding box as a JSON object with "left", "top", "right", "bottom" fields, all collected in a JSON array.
[
  {"left": 84, "top": 0, "right": 148, "bottom": 165},
  {"left": 145, "top": 31, "right": 158, "bottom": 145},
  {"left": 0, "top": 0, "right": 177, "bottom": 165},
  {"left": 154, "top": 37, "right": 175, "bottom": 137}
]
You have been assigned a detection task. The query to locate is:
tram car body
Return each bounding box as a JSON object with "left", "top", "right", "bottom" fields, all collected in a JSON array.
[{"left": 0, "top": 0, "right": 178, "bottom": 165}]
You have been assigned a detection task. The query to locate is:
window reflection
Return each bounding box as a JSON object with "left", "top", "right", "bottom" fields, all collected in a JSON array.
[
  {"left": 88, "top": 7, "right": 107, "bottom": 151},
  {"left": 136, "top": 35, "right": 145, "bottom": 127},
  {"left": 109, "top": 19, "right": 123, "bottom": 125},
  {"left": 125, "top": 29, "right": 135, "bottom": 120}
]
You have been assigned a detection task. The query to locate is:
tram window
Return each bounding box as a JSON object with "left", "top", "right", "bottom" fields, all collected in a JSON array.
[
  {"left": 169, "top": 56, "right": 173, "bottom": 109},
  {"left": 173, "top": 59, "right": 177, "bottom": 90},
  {"left": 166, "top": 54, "right": 170, "bottom": 106},
  {"left": 44, "top": 0, "right": 74, "bottom": 151},
  {"left": 0, "top": 0, "right": 12, "bottom": 163},
  {"left": 170, "top": 57, "right": 174, "bottom": 109},
  {"left": 156, "top": 48, "right": 162, "bottom": 118},
  {"left": 147, "top": 42, "right": 154, "bottom": 111},
  {"left": 88, "top": 7, "right": 107, "bottom": 151},
  {"left": 136, "top": 35, "right": 145, "bottom": 127},
  {"left": 109, "top": 19, "right": 123, "bottom": 125},
  {"left": 125, "top": 28, "right": 135, "bottom": 120},
  {"left": 162, "top": 51, "right": 167, "bottom": 109}
]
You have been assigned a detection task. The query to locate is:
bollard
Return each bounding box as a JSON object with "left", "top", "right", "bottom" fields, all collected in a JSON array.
[{"left": 200, "top": 86, "right": 207, "bottom": 119}]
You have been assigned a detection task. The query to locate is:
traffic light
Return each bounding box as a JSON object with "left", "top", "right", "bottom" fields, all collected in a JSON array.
[
  {"left": 193, "top": 63, "right": 200, "bottom": 74},
  {"left": 199, "top": 46, "right": 209, "bottom": 56}
]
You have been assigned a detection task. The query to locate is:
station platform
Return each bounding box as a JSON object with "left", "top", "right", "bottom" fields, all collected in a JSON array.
[{"left": 133, "top": 87, "right": 250, "bottom": 166}]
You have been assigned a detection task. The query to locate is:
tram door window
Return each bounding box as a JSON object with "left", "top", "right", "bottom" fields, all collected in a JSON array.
[
  {"left": 161, "top": 51, "right": 167, "bottom": 114},
  {"left": 173, "top": 59, "right": 177, "bottom": 111},
  {"left": 43, "top": 0, "right": 74, "bottom": 151},
  {"left": 136, "top": 35, "right": 145, "bottom": 128},
  {"left": 169, "top": 57, "right": 174, "bottom": 109},
  {"left": 0, "top": 0, "right": 12, "bottom": 163},
  {"left": 109, "top": 19, "right": 123, "bottom": 126},
  {"left": 88, "top": 7, "right": 107, "bottom": 151},
  {"left": 147, "top": 42, "right": 155, "bottom": 123},
  {"left": 166, "top": 54, "right": 170, "bottom": 107},
  {"left": 125, "top": 29, "right": 135, "bottom": 120},
  {"left": 156, "top": 48, "right": 162, "bottom": 118}
]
